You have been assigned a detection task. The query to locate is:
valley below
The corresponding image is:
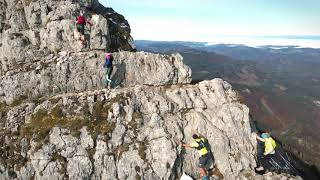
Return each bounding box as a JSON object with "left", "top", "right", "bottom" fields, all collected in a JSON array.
[{"left": 136, "top": 40, "right": 320, "bottom": 172}]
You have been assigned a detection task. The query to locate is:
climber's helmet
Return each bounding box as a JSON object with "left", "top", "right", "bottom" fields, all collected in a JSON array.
[
  {"left": 192, "top": 134, "right": 199, "bottom": 139},
  {"left": 261, "top": 133, "right": 269, "bottom": 139}
]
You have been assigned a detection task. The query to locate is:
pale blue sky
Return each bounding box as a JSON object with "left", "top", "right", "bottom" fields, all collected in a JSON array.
[{"left": 99, "top": 0, "right": 320, "bottom": 43}]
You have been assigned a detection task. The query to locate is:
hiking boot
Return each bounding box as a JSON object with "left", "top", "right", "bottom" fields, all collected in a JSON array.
[{"left": 255, "top": 166, "right": 264, "bottom": 171}]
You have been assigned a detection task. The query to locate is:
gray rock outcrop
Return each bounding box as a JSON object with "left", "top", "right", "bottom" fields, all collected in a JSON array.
[
  {"left": 0, "top": 78, "right": 302, "bottom": 179},
  {"left": 0, "top": 51, "right": 191, "bottom": 104},
  {"left": 0, "top": 0, "right": 134, "bottom": 75}
]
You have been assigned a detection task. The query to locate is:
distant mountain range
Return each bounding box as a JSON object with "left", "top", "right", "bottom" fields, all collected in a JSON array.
[
  {"left": 135, "top": 40, "right": 320, "bottom": 171},
  {"left": 137, "top": 40, "right": 320, "bottom": 62}
]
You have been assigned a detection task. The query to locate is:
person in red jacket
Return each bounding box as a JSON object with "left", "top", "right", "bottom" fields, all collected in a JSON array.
[
  {"left": 76, "top": 14, "right": 86, "bottom": 35},
  {"left": 76, "top": 12, "right": 92, "bottom": 46}
]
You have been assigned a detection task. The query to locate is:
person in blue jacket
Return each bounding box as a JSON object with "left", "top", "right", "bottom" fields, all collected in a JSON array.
[{"left": 103, "top": 49, "right": 113, "bottom": 87}]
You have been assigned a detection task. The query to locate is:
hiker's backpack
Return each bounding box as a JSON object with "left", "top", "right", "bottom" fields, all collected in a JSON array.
[
  {"left": 77, "top": 16, "right": 86, "bottom": 25},
  {"left": 265, "top": 137, "right": 277, "bottom": 153},
  {"left": 196, "top": 138, "right": 210, "bottom": 151}
]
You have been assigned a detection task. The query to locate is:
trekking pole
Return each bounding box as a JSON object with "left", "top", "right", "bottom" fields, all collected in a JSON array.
[{"left": 270, "top": 157, "right": 282, "bottom": 170}]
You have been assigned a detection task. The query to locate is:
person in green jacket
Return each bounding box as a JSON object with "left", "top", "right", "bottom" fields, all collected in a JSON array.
[{"left": 182, "top": 134, "right": 211, "bottom": 180}]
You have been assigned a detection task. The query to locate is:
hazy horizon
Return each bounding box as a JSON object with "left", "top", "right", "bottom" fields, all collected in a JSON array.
[
  {"left": 135, "top": 35, "right": 320, "bottom": 48},
  {"left": 100, "top": 0, "right": 320, "bottom": 48}
]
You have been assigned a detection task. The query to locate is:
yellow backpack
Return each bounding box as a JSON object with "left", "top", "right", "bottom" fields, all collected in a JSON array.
[{"left": 265, "top": 137, "right": 277, "bottom": 154}]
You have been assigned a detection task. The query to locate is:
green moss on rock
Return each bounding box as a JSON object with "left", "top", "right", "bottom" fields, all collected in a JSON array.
[
  {"left": 138, "top": 141, "right": 147, "bottom": 162},
  {"left": 10, "top": 95, "right": 28, "bottom": 107},
  {"left": 114, "top": 143, "right": 130, "bottom": 160}
]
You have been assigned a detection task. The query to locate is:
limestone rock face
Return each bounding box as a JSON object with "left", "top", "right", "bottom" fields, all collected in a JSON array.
[
  {"left": 0, "top": 51, "right": 191, "bottom": 104},
  {"left": 0, "top": 0, "right": 134, "bottom": 74},
  {"left": 0, "top": 77, "right": 302, "bottom": 179}
]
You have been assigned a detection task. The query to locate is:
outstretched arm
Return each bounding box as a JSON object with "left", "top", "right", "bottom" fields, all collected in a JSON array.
[
  {"left": 182, "top": 143, "right": 191, "bottom": 148},
  {"left": 182, "top": 141, "right": 199, "bottom": 149},
  {"left": 87, "top": 19, "right": 93, "bottom": 26}
]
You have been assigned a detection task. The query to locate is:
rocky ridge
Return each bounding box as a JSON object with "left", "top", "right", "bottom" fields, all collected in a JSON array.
[
  {"left": 0, "top": 77, "right": 301, "bottom": 180},
  {"left": 0, "top": 0, "right": 303, "bottom": 179},
  {"left": 0, "top": 0, "right": 134, "bottom": 76},
  {"left": 0, "top": 51, "right": 191, "bottom": 104}
]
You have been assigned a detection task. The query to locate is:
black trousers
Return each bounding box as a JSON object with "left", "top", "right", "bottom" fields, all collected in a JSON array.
[{"left": 199, "top": 153, "right": 210, "bottom": 168}]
